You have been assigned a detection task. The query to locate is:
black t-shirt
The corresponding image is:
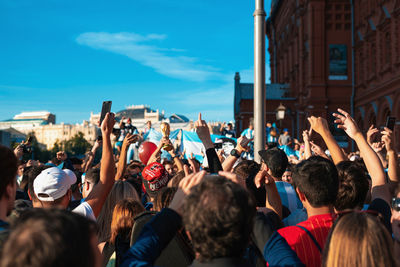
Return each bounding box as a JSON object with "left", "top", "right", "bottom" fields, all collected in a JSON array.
[{"left": 222, "top": 129, "right": 236, "bottom": 138}]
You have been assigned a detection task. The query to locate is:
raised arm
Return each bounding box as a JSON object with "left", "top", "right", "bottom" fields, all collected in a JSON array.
[
  {"left": 302, "top": 130, "right": 312, "bottom": 160},
  {"left": 169, "top": 149, "right": 184, "bottom": 172},
  {"left": 115, "top": 133, "right": 139, "bottom": 180},
  {"left": 146, "top": 138, "right": 168, "bottom": 165},
  {"left": 254, "top": 167, "right": 282, "bottom": 219},
  {"left": 195, "top": 113, "right": 222, "bottom": 173},
  {"left": 333, "top": 108, "right": 390, "bottom": 204},
  {"left": 382, "top": 127, "right": 399, "bottom": 186},
  {"left": 85, "top": 113, "right": 116, "bottom": 217},
  {"left": 222, "top": 135, "right": 250, "bottom": 172},
  {"left": 83, "top": 139, "right": 102, "bottom": 173},
  {"left": 308, "top": 116, "right": 347, "bottom": 165}
]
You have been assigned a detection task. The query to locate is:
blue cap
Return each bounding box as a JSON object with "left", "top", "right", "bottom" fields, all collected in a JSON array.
[{"left": 283, "top": 128, "right": 289, "bottom": 132}]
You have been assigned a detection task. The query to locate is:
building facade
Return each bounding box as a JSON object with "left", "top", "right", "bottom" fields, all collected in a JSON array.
[
  {"left": 267, "top": 0, "right": 353, "bottom": 146},
  {"left": 353, "top": 0, "right": 400, "bottom": 144},
  {"left": 32, "top": 121, "right": 98, "bottom": 150},
  {"left": 234, "top": 72, "right": 298, "bottom": 137}
]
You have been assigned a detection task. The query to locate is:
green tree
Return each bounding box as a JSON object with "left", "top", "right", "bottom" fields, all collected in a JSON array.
[{"left": 63, "top": 132, "right": 91, "bottom": 157}]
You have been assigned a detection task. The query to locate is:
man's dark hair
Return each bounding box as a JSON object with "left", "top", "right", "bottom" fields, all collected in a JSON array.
[
  {"left": 182, "top": 176, "right": 256, "bottom": 262},
  {"left": 259, "top": 147, "right": 288, "bottom": 178},
  {"left": 153, "top": 187, "right": 177, "bottom": 212},
  {"left": 85, "top": 168, "right": 100, "bottom": 185},
  {"left": 0, "top": 145, "right": 18, "bottom": 199},
  {"left": 27, "top": 166, "right": 50, "bottom": 201},
  {"left": 69, "top": 157, "right": 83, "bottom": 165},
  {"left": 162, "top": 160, "right": 174, "bottom": 166},
  {"left": 335, "top": 161, "right": 369, "bottom": 211},
  {"left": 0, "top": 209, "right": 98, "bottom": 267},
  {"left": 233, "top": 160, "right": 265, "bottom": 207},
  {"left": 292, "top": 156, "right": 338, "bottom": 208}
]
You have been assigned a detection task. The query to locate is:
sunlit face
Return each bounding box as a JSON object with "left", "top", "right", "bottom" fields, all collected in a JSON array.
[
  {"left": 17, "top": 164, "right": 25, "bottom": 176},
  {"left": 164, "top": 164, "right": 175, "bottom": 176},
  {"left": 282, "top": 170, "right": 292, "bottom": 183}
]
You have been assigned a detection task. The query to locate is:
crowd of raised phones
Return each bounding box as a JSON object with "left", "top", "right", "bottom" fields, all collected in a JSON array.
[{"left": 0, "top": 108, "right": 399, "bottom": 267}]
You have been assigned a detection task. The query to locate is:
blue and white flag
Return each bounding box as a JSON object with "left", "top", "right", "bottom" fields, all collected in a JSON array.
[
  {"left": 180, "top": 130, "right": 236, "bottom": 163},
  {"left": 143, "top": 128, "right": 181, "bottom": 145}
]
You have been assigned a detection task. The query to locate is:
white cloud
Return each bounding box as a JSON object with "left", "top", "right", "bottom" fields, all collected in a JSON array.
[{"left": 76, "top": 32, "right": 222, "bottom": 82}]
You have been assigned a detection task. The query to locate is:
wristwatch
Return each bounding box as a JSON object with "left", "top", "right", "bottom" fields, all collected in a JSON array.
[{"left": 230, "top": 149, "right": 241, "bottom": 158}]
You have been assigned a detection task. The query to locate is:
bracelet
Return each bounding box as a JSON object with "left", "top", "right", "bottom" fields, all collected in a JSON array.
[{"left": 392, "top": 233, "right": 400, "bottom": 243}]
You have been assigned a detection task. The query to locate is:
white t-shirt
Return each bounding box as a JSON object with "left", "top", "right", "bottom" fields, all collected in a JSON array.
[{"left": 73, "top": 201, "right": 96, "bottom": 221}]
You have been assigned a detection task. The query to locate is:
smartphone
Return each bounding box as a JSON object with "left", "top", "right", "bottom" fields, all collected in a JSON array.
[
  {"left": 99, "top": 101, "right": 112, "bottom": 126},
  {"left": 386, "top": 116, "right": 396, "bottom": 131}
]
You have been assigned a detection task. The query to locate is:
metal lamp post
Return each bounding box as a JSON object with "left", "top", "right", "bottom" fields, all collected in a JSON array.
[
  {"left": 254, "top": 0, "right": 266, "bottom": 163},
  {"left": 276, "top": 103, "right": 286, "bottom": 129}
]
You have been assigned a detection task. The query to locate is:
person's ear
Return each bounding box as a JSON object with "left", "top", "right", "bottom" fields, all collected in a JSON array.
[
  {"left": 27, "top": 189, "right": 33, "bottom": 201},
  {"left": 85, "top": 182, "right": 90, "bottom": 191},
  {"left": 261, "top": 162, "right": 269, "bottom": 171},
  {"left": 296, "top": 187, "right": 306, "bottom": 202}
]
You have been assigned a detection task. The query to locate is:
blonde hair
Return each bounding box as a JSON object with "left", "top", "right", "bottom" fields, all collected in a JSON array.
[
  {"left": 322, "top": 212, "right": 396, "bottom": 267},
  {"left": 96, "top": 180, "right": 139, "bottom": 243},
  {"left": 110, "top": 199, "right": 145, "bottom": 244}
]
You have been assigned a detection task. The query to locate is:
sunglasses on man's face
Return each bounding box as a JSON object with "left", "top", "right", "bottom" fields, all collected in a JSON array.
[{"left": 392, "top": 197, "right": 400, "bottom": 212}]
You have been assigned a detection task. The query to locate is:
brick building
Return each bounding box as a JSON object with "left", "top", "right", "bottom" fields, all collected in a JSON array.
[
  {"left": 266, "top": 0, "right": 353, "bottom": 146},
  {"left": 353, "top": 0, "right": 400, "bottom": 144},
  {"left": 234, "top": 72, "right": 297, "bottom": 137},
  {"left": 263, "top": 0, "right": 400, "bottom": 149}
]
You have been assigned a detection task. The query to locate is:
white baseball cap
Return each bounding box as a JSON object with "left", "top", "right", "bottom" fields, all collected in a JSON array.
[{"left": 34, "top": 167, "right": 77, "bottom": 201}]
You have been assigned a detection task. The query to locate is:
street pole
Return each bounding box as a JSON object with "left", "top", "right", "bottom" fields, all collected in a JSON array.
[{"left": 254, "top": 0, "right": 266, "bottom": 163}]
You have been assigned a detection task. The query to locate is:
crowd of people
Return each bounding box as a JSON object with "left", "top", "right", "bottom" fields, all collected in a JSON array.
[{"left": 0, "top": 108, "right": 399, "bottom": 267}]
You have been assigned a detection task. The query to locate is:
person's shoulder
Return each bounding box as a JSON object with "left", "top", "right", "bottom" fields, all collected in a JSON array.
[
  {"left": 73, "top": 201, "right": 96, "bottom": 221},
  {"left": 277, "top": 225, "right": 301, "bottom": 237}
]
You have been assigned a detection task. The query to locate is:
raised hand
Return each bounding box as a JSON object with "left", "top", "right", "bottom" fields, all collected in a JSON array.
[
  {"left": 310, "top": 141, "right": 329, "bottom": 159},
  {"left": 333, "top": 108, "right": 361, "bottom": 139},
  {"left": 56, "top": 151, "right": 67, "bottom": 161},
  {"left": 307, "top": 116, "right": 329, "bottom": 135},
  {"left": 218, "top": 171, "right": 245, "bottom": 188},
  {"left": 302, "top": 130, "right": 310, "bottom": 143},
  {"left": 123, "top": 133, "right": 139, "bottom": 148},
  {"left": 236, "top": 135, "right": 251, "bottom": 153},
  {"left": 254, "top": 169, "right": 275, "bottom": 188},
  {"left": 14, "top": 144, "right": 24, "bottom": 159},
  {"left": 195, "top": 113, "right": 213, "bottom": 149},
  {"left": 381, "top": 127, "right": 396, "bottom": 152},
  {"left": 169, "top": 171, "right": 206, "bottom": 214},
  {"left": 101, "top": 112, "right": 116, "bottom": 136},
  {"left": 366, "top": 125, "right": 380, "bottom": 146}
]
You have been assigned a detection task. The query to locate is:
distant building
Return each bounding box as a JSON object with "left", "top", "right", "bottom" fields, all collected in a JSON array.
[
  {"left": 234, "top": 72, "right": 297, "bottom": 137},
  {"left": 90, "top": 105, "right": 193, "bottom": 132},
  {"left": 0, "top": 111, "right": 56, "bottom": 133},
  {"left": 32, "top": 121, "right": 98, "bottom": 150},
  {"left": 13, "top": 111, "right": 55, "bottom": 124}
]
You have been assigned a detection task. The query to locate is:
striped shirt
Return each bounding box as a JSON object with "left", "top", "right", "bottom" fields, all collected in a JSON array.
[{"left": 277, "top": 213, "right": 334, "bottom": 267}]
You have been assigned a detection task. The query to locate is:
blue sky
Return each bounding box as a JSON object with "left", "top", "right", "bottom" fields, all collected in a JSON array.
[{"left": 0, "top": 0, "right": 271, "bottom": 124}]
